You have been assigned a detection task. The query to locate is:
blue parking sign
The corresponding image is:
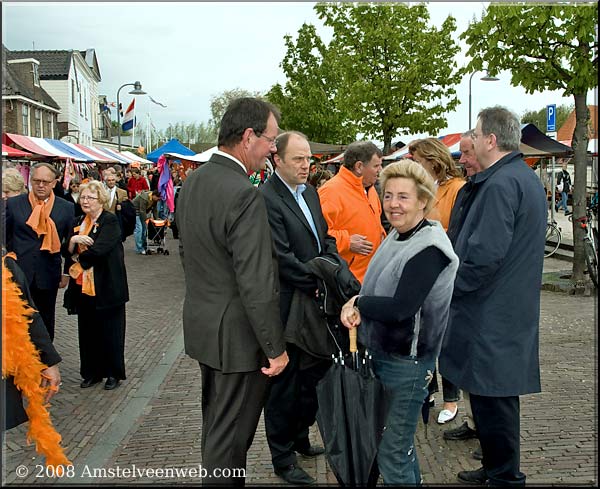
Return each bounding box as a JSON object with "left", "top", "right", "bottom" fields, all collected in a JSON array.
[{"left": 547, "top": 104, "right": 556, "bottom": 132}]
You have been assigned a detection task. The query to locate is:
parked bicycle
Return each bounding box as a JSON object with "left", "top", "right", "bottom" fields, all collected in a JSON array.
[
  {"left": 545, "top": 220, "right": 562, "bottom": 258},
  {"left": 570, "top": 202, "right": 598, "bottom": 287}
]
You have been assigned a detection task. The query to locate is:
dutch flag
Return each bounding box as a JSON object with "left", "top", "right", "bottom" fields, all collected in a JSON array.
[{"left": 121, "top": 99, "right": 136, "bottom": 132}]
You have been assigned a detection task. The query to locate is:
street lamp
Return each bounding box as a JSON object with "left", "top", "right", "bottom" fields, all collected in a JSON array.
[
  {"left": 117, "top": 81, "right": 146, "bottom": 152},
  {"left": 468, "top": 71, "right": 500, "bottom": 129}
]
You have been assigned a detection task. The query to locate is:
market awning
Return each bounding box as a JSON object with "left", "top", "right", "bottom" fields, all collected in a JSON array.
[
  {"left": 45, "top": 139, "right": 95, "bottom": 161},
  {"left": 67, "top": 143, "right": 118, "bottom": 163},
  {"left": 4, "top": 133, "right": 79, "bottom": 159},
  {"left": 93, "top": 145, "right": 135, "bottom": 164},
  {"left": 121, "top": 151, "right": 154, "bottom": 165},
  {"left": 2, "top": 143, "right": 33, "bottom": 158}
]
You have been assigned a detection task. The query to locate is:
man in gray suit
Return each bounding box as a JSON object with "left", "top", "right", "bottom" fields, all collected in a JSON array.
[{"left": 177, "top": 97, "right": 289, "bottom": 486}]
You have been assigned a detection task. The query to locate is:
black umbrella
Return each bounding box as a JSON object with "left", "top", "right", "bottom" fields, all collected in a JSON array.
[{"left": 316, "top": 327, "right": 389, "bottom": 487}]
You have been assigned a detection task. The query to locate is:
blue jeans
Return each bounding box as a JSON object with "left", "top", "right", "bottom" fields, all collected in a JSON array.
[
  {"left": 372, "top": 351, "right": 435, "bottom": 485},
  {"left": 134, "top": 216, "right": 147, "bottom": 253},
  {"left": 558, "top": 191, "right": 569, "bottom": 211}
]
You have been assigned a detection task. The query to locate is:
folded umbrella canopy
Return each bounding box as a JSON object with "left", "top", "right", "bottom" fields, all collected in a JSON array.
[{"left": 316, "top": 328, "right": 389, "bottom": 487}]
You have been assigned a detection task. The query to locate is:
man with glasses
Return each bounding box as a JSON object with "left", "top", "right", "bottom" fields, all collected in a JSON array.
[
  {"left": 441, "top": 107, "right": 546, "bottom": 486},
  {"left": 5, "top": 162, "right": 75, "bottom": 341},
  {"left": 177, "top": 97, "right": 289, "bottom": 486}
]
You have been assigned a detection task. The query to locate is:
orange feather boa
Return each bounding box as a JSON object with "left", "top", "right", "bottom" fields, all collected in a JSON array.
[{"left": 2, "top": 259, "right": 71, "bottom": 467}]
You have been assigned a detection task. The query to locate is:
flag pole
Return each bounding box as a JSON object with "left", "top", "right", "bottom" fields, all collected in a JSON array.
[{"left": 132, "top": 97, "right": 136, "bottom": 150}]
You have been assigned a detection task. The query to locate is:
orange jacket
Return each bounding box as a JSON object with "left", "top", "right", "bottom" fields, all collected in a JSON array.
[
  {"left": 318, "top": 166, "right": 385, "bottom": 283},
  {"left": 427, "top": 176, "right": 466, "bottom": 231}
]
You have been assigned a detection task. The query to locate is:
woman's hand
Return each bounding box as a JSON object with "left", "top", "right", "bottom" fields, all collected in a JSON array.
[
  {"left": 70, "top": 235, "right": 94, "bottom": 247},
  {"left": 341, "top": 295, "right": 361, "bottom": 329}
]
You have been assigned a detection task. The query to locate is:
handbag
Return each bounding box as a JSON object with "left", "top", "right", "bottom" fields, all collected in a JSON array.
[{"left": 556, "top": 181, "right": 564, "bottom": 193}]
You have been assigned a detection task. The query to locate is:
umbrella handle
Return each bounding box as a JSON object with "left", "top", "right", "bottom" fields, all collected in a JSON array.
[{"left": 349, "top": 327, "right": 358, "bottom": 353}]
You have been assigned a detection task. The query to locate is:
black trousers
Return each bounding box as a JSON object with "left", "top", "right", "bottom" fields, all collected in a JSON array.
[
  {"left": 470, "top": 393, "right": 526, "bottom": 486},
  {"left": 77, "top": 294, "right": 126, "bottom": 380},
  {"left": 264, "top": 344, "right": 330, "bottom": 469},
  {"left": 200, "top": 363, "right": 269, "bottom": 487},
  {"left": 30, "top": 284, "right": 58, "bottom": 341}
]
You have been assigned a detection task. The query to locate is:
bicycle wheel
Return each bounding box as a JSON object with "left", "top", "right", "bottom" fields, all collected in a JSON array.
[
  {"left": 544, "top": 223, "right": 561, "bottom": 258},
  {"left": 583, "top": 237, "right": 598, "bottom": 287}
]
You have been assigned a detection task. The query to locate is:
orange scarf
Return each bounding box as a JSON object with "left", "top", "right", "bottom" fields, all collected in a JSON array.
[
  {"left": 1, "top": 257, "right": 71, "bottom": 468},
  {"left": 25, "top": 191, "right": 61, "bottom": 254},
  {"left": 68, "top": 215, "right": 96, "bottom": 296}
]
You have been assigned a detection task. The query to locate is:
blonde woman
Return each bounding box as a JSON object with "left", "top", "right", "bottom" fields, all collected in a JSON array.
[
  {"left": 63, "top": 180, "right": 129, "bottom": 390},
  {"left": 340, "top": 160, "right": 459, "bottom": 484},
  {"left": 2, "top": 168, "right": 27, "bottom": 199}
]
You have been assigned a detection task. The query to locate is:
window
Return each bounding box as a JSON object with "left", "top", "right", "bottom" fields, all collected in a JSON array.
[
  {"left": 34, "top": 109, "right": 42, "bottom": 137},
  {"left": 47, "top": 114, "right": 53, "bottom": 139},
  {"left": 84, "top": 88, "right": 87, "bottom": 117},
  {"left": 72, "top": 80, "right": 75, "bottom": 104},
  {"left": 22, "top": 105, "right": 30, "bottom": 136},
  {"left": 33, "top": 64, "right": 40, "bottom": 86},
  {"left": 79, "top": 84, "right": 83, "bottom": 115}
]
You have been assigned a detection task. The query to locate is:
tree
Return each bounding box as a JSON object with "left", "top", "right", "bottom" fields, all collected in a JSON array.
[
  {"left": 209, "top": 88, "right": 263, "bottom": 129},
  {"left": 314, "top": 2, "right": 462, "bottom": 154},
  {"left": 521, "top": 104, "right": 573, "bottom": 132},
  {"left": 461, "top": 2, "right": 598, "bottom": 285},
  {"left": 265, "top": 23, "right": 358, "bottom": 144}
]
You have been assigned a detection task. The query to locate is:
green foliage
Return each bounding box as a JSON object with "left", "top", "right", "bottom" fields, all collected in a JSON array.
[
  {"left": 461, "top": 2, "right": 598, "bottom": 283},
  {"left": 265, "top": 23, "right": 358, "bottom": 144},
  {"left": 521, "top": 104, "right": 573, "bottom": 132},
  {"left": 460, "top": 3, "right": 598, "bottom": 95},
  {"left": 314, "top": 2, "right": 462, "bottom": 153},
  {"left": 154, "top": 121, "right": 217, "bottom": 146},
  {"left": 209, "top": 88, "right": 263, "bottom": 129}
]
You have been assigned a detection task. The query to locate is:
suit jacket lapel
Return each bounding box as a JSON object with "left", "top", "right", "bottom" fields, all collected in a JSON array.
[
  {"left": 271, "top": 173, "right": 319, "bottom": 244},
  {"left": 208, "top": 153, "right": 248, "bottom": 178}
]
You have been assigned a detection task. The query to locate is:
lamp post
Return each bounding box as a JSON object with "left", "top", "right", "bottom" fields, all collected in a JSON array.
[
  {"left": 117, "top": 81, "right": 146, "bottom": 152},
  {"left": 468, "top": 71, "right": 500, "bottom": 129}
]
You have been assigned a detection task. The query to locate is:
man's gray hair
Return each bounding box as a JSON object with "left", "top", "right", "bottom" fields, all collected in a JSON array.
[
  {"left": 477, "top": 106, "right": 521, "bottom": 152},
  {"left": 343, "top": 141, "right": 382, "bottom": 170}
]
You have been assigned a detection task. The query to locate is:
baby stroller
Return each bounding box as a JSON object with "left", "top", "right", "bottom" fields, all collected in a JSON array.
[{"left": 146, "top": 218, "right": 170, "bottom": 255}]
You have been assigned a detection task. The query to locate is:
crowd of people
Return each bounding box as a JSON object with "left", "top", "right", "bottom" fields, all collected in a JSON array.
[{"left": 3, "top": 99, "right": 548, "bottom": 486}]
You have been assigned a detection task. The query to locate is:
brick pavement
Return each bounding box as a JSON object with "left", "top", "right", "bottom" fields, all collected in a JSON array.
[{"left": 2, "top": 235, "right": 597, "bottom": 486}]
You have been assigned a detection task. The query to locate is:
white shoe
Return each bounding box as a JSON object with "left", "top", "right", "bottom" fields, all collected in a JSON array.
[{"left": 437, "top": 406, "right": 458, "bottom": 424}]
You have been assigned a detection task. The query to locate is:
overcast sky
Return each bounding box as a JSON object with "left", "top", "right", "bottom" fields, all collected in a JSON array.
[{"left": 3, "top": 2, "right": 595, "bottom": 143}]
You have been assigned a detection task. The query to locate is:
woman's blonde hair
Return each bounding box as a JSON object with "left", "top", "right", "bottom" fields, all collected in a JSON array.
[
  {"left": 380, "top": 159, "right": 437, "bottom": 215},
  {"left": 408, "top": 138, "right": 463, "bottom": 181},
  {"left": 79, "top": 180, "right": 109, "bottom": 209},
  {"left": 2, "top": 168, "right": 27, "bottom": 195}
]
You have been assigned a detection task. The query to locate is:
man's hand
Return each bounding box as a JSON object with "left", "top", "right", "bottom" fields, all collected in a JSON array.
[
  {"left": 261, "top": 351, "right": 289, "bottom": 377},
  {"left": 349, "top": 234, "right": 373, "bottom": 255},
  {"left": 59, "top": 275, "right": 70, "bottom": 288},
  {"left": 40, "top": 365, "right": 61, "bottom": 403}
]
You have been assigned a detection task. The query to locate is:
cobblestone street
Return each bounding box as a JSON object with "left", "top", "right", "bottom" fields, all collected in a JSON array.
[{"left": 2, "top": 235, "right": 597, "bottom": 486}]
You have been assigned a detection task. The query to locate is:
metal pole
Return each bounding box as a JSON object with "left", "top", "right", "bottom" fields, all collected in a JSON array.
[
  {"left": 116, "top": 83, "right": 133, "bottom": 153},
  {"left": 551, "top": 156, "right": 556, "bottom": 222},
  {"left": 468, "top": 71, "right": 476, "bottom": 130}
]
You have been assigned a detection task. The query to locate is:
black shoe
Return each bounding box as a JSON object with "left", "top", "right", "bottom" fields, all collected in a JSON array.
[
  {"left": 443, "top": 421, "right": 478, "bottom": 441},
  {"left": 296, "top": 445, "right": 325, "bottom": 457},
  {"left": 104, "top": 377, "right": 120, "bottom": 390},
  {"left": 457, "top": 467, "right": 487, "bottom": 485},
  {"left": 80, "top": 377, "right": 102, "bottom": 388},
  {"left": 472, "top": 446, "right": 483, "bottom": 460},
  {"left": 274, "top": 464, "right": 315, "bottom": 485},
  {"left": 565, "top": 210, "right": 572, "bottom": 216}
]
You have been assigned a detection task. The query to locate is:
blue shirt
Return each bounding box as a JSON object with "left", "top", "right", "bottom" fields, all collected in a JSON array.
[{"left": 276, "top": 172, "right": 322, "bottom": 253}]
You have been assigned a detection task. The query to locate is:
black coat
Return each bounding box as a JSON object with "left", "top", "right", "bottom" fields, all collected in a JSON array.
[
  {"left": 260, "top": 172, "right": 339, "bottom": 324},
  {"left": 63, "top": 211, "right": 129, "bottom": 310},
  {"left": 2, "top": 255, "right": 61, "bottom": 431},
  {"left": 5, "top": 193, "right": 74, "bottom": 290}
]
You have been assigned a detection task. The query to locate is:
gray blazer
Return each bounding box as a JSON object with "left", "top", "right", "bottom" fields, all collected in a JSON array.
[{"left": 176, "top": 153, "right": 285, "bottom": 374}]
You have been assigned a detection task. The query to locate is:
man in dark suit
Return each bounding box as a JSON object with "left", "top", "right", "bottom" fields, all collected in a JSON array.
[
  {"left": 176, "top": 97, "right": 289, "bottom": 487},
  {"left": 260, "top": 131, "right": 338, "bottom": 485},
  {"left": 440, "top": 107, "right": 546, "bottom": 485},
  {"left": 5, "top": 162, "right": 75, "bottom": 341}
]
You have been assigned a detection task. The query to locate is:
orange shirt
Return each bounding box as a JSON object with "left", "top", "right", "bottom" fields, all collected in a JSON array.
[
  {"left": 318, "top": 166, "right": 385, "bottom": 283},
  {"left": 427, "top": 176, "right": 466, "bottom": 231}
]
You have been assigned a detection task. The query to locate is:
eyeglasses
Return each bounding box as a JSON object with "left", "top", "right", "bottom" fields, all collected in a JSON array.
[
  {"left": 255, "top": 130, "right": 277, "bottom": 146},
  {"left": 31, "top": 178, "right": 56, "bottom": 186},
  {"left": 79, "top": 195, "right": 99, "bottom": 201}
]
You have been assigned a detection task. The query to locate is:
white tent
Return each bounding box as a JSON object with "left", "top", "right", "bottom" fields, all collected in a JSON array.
[{"left": 165, "top": 146, "right": 218, "bottom": 163}]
